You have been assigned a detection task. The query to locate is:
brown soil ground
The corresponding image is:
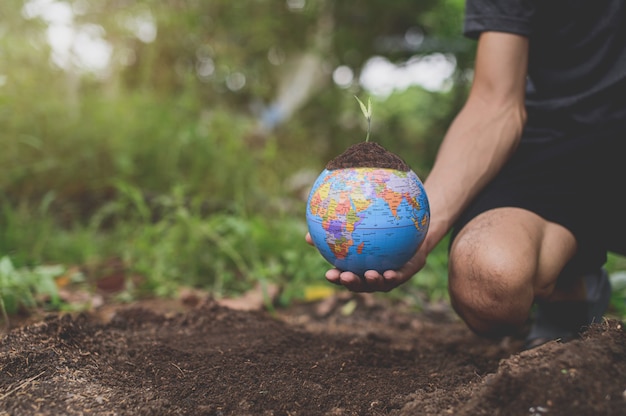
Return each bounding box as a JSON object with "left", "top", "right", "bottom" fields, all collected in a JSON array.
[{"left": 1, "top": 292, "right": 625, "bottom": 416}]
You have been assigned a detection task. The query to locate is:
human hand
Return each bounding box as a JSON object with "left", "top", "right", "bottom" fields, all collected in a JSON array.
[{"left": 305, "top": 232, "right": 427, "bottom": 293}]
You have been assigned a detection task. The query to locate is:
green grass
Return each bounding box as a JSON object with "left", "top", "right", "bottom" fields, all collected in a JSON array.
[
  {"left": 0, "top": 184, "right": 338, "bottom": 316},
  {"left": 606, "top": 253, "right": 626, "bottom": 319},
  {"left": 1, "top": 88, "right": 340, "bottom": 315},
  {"left": 2, "top": 191, "right": 625, "bottom": 322},
  {"left": 0, "top": 256, "right": 66, "bottom": 324}
]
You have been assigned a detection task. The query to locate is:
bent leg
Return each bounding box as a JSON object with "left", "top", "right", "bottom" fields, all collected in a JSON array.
[{"left": 448, "top": 207, "right": 577, "bottom": 336}]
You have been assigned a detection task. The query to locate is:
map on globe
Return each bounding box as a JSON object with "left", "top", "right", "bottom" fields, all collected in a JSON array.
[{"left": 306, "top": 167, "right": 430, "bottom": 276}]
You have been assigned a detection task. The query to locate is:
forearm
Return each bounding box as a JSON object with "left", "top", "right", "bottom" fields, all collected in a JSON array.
[
  {"left": 421, "top": 94, "right": 526, "bottom": 253},
  {"left": 416, "top": 32, "right": 529, "bottom": 255}
]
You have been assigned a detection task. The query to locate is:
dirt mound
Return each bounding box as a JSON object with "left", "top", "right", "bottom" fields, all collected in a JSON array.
[
  {"left": 326, "top": 142, "right": 411, "bottom": 171},
  {"left": 1, "top": 295, "right": 625, "bottom": 415}
]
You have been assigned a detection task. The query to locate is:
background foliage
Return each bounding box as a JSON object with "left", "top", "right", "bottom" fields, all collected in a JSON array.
[{"left": 1, "top": 0, "right": 624, "bottom": 319}]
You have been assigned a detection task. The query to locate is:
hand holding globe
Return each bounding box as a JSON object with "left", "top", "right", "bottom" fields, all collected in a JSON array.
[{"left": 306, "top": 97, "right": 430, "bottom": 281}]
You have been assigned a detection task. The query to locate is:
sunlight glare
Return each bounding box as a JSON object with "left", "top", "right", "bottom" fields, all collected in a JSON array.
[
  {"left": 23, "top": 0, "right": 112, "bottom": 74},
  {"left": 359, "top": 53, "right": 456, "bottom": 97}
]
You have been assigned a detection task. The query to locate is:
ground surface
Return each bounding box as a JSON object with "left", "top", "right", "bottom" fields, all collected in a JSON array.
[{"left": 1, "top": 292, "right": 625, "bottom": 416}]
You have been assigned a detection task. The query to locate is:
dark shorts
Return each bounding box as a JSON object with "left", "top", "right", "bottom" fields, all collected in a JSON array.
[{"left": 450, "top": 118, "right": 626, "bottom": 276}]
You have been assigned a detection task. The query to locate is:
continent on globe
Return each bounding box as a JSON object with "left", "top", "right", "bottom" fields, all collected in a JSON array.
[{"left": 306, "top": 167, "right": 430, "bottom": 277}]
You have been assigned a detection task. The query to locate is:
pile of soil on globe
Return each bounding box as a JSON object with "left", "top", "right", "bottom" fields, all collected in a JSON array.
[{"left": 325, "top": 142, "right": 410, "bottom": 171}]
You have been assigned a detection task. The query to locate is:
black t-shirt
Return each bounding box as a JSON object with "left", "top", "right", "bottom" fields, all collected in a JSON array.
[{"left": 464, "top": 0, "right": 626, "bottom": 131}]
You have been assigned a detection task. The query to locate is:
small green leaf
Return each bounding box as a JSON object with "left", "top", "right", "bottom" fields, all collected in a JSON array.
[
  {"left": 354, "top": 95, "right": 373, "bottom": 142},
  {"left": 354, "top": 95, "right": 371, "bottom": 119}
]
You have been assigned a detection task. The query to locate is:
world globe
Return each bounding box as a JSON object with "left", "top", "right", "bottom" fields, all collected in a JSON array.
[{"left": 306, "top": 167, "right": 430, "bottom": 277}]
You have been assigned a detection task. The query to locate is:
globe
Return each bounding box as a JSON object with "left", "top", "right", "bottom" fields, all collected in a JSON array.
[{"left": 306, "top": 167, "right": 430, "bottom": 277}]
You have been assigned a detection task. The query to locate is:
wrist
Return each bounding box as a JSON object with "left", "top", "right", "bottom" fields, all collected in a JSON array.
[{"left": 422, "top": 216, "right": 452, "bottom": 254}]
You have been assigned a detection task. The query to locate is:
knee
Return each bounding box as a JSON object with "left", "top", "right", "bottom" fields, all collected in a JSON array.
[{"left": 448, "top": 238, "right": 534, "bottom": 336}]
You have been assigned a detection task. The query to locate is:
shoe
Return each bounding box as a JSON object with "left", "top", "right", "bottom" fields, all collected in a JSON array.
[{"left": 523, "top": 268, "right": 612, "bottom": 350}]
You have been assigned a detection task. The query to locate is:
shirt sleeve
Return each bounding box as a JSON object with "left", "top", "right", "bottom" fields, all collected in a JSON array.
[{"left": 464, "top": 0, "right": 535, "bottom": 39}]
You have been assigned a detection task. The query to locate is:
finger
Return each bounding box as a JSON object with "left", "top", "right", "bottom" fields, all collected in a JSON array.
[
  {"left": 305, "top": 233, "right": 314, "bottom": 246},
  {"left": 363, "top": 269, "right": 409, "bottom": 292},
  {"left": 362, "top": 271, "right": 389, "bottom": 292},
  {"left": 325, "top": 268, "right": 343, "bottom": 285},
  {"left": 326, "top": 269, "right": 368, "bottom": 291},
  {"left": 338, "top": 271, "right": 368, "bottom": 291},
  {"left": 382, "top": 270, "right": 405, "bottom": 286}
]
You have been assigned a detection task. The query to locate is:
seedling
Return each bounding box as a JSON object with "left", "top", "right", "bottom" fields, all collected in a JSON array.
[{"left": 354, "top": 96, "right": 372, "bottom": 142}]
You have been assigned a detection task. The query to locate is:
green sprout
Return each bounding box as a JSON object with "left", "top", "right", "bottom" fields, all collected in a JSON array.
[{"left": 354, "top": 95, "right": 372, "bottom": 142}]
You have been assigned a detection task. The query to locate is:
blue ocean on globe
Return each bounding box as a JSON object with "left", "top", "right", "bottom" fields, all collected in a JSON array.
[{"left": 306, "top": 167, "right": 430, "bottom": 277}]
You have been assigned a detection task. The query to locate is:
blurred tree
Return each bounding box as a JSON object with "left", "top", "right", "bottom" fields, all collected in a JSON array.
[
  {"left": 75, "top": 0, "right": 472, "bottom": 159},
  {"left": 2, "top": 0, "right": 472, "bottom": 203}
]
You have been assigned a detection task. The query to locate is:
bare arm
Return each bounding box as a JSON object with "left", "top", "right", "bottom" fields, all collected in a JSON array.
[
  {"left": 325, "top": 32, "right": 530, "bottom": 292},
  {"left": 422, "top": 31, "right": 529, "bottom": 253}
]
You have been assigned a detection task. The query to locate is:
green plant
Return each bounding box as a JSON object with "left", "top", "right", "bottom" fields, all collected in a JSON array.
[
  {"left": 354, "top": 95, "right": 373, "bottom": 142},
  {"left": 0, "top": 256, "right": 66, "bottom": 326},
  {"left": 606, "top": 253, "right": 626, "bottom": 320}
]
